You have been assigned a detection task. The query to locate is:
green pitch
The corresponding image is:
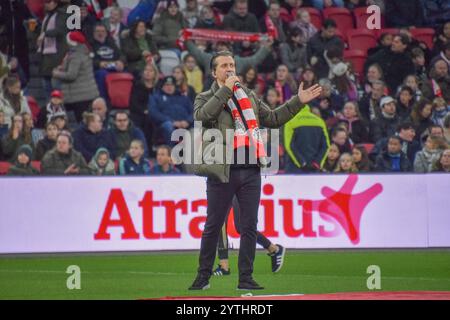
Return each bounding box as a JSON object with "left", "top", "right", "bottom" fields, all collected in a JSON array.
[{"left": 0, "top": 250, "right": 449, "bottom": 299}]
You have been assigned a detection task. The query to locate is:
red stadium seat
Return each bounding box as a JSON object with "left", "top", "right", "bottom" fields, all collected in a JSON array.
[
  {"left": 26, "top": 96, "right": 41, "bottom": 124},
  {"left": 359, "top": 143, "right": 375, "bottom": 154},
  {"left": 376, "top": 28, "right": 400, "bottom": 39},
  {"left": 347, "top": 29, "right": 377, "bottom": 54},
  {"left": 343, "top": 49, "right": 367, "bottom": 82},
  {"left": 105, "top": 72, "right": 134, "bottom": 109},
  {"left": 353, "top": 7, "right": 385, "bottom": 30},
  {"left": 298, "top": 7, "right": 323, "bottom": 30},
  {"left": 334, "top": 29, "right": 347, "bottom": 44},
  {"left": 31, "top": 161, "right": 41, "bottom": 172},
  {"left": 26, "top": 0, "right": 45, "bottom": 21},
  {"left": 0, "top": 162, "right": 11, "bottom": 175},
  {"left": 280, "top": 7, "right": 294, "bottom": 24},
  {"left": 411, "top": 28, "right": 435, "bottom": 49},
  {"left": 323, "top": 7, "right": 354, "bottom": 34}
]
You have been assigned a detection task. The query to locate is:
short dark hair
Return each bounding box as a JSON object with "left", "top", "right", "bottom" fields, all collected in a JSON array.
[
  {"left": 157, "top": 144, "right": 171, "bottom": 155},
  {"left": 395, "top": 34, "right": 410, "bottom": 46},
  {"left": 397, "top": 121, "right": 415, "bottom": 132},
  {"left": 210, "top": 51, "right": 234, "bottom": 72},
  {"left": 323, "top": 19, "right": 337, "bottom": 29},
  {"left": 388, "top": 135, "right": 402, "bottom": 144},
  {"left": 114, "top": 110, "right": 129, "bottom": 119}
]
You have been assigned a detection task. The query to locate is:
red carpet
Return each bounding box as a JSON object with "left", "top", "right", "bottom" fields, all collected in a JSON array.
[{"left": 155, "top": 291, "right": 450, "bottom": 300}]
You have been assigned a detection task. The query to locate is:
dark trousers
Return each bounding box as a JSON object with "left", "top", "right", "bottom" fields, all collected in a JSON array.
[
  {"left": 65, "top": 100, "right": 92, "bottom": 123},
  {"left": 217, "top": 196, "right": 272, "bottom": 260},
  {"left": 198, "top": 167, "right": 261, "bottom": 280}
]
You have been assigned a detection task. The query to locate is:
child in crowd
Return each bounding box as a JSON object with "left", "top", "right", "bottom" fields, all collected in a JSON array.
[
  {"left": 7, "top": 144, "right": 39, "bottom": 176},
  {"left": 322, "top": 143, "right": 341, "bottom": 173},
  {"left": 334, "top": 152, "right": 358, "bottom": 173},
  {"left": 89, "top": 147, "right": 116, "bottom": 176},
  {"left": 119, "top": 140, "right": 152, "bottom": 175},
  {"left": 352, "top": 145, "right": 372, "bottom": 172},
  {"left": 37, "top": 90, "right": 67, "bottom": 128},
  {"left": 151, "top": 145, "right": 180, "bottom": 175}
]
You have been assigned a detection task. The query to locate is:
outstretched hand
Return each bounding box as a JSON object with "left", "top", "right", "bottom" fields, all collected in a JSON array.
[{"left": 297, "top": 82, "right": 322, "bottom": 104}]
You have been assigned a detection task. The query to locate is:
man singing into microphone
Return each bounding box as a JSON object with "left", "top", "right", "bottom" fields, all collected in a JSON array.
[{"left": 189, "top": 51, "right": 322, "bottom": 290}]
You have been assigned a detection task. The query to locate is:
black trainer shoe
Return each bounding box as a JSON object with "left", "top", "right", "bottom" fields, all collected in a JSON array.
[
  {"left": 188, "top": 275, "right": 210, "bottom": 290},
  {"left": 237, "top": 278, "right": 264, "bottom": 290},
  {"left": 213, "top": 264, "right": 231, "bottom": 276},
  {"left": 268, "top": 244, "right": 286, "bottom": 273}
]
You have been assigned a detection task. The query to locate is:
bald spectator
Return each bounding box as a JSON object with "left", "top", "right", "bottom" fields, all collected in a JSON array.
[
  {"left": 91, "top": 98, "right": 111, "bottom": 130},
  {"left": 421, "top": 59, "right": 450, "bottom": 102}
]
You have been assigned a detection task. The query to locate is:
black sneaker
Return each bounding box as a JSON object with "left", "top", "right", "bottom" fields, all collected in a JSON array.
[
  {"left": 213, "top": 264, "right": 231, "bottom": 276},
  {"left": 237, "top": 278, "right": 264, "bottom": 290},
  {"left": 188, "top": 275, "right": 210, "bottom": 290},
  {"left": 268, "top": 244, "right": 286, "bottom": 273}
]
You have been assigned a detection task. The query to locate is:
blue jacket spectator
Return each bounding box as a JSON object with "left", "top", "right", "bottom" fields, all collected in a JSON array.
[
  {"left": 72, "top": 113, "right": 115, "bottom": 162},
  {"left": 118, "top": 140, "right": 152, "bottom": 175},
  {"left": 149, "top": 76, "right": 193, "bottom": 145},
  {"left": 374, "top": 136, "right": 412, "bottom": 172}
]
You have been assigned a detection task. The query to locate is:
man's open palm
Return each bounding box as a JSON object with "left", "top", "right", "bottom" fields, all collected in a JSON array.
[{"left": 297, "top": 82, "right": 322, "bottom": 104}]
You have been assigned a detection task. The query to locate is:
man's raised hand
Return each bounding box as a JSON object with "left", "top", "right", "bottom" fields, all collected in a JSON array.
[{"left": 297, "top": 82, "right": 322, "bottom": 104}]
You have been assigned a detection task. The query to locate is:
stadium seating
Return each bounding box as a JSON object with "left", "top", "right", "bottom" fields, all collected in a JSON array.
[
  {"left": 105, "top": 72, "right": 134, "bottom": 109},
  {"left": 158, "top": 50, "right": 181, "bottom": 76},
  {"left": 376, "top": 28, "right": 400, "bottom": 38},
  {"left": 343, "top": 49, "right": 367, "bottom": 82},
  {"left": 0, "top": 162, "right": 10, "bottom": 175},
  {"left": 411, "top": 28, "right": 435, "bottom": 49},
  {"left": 27, "top": 96, "right": 41, "bottom": 124},
  {"left": 347, "top": 29, "right": 377, "bottom": 54},
  {"left": 360, "top": 143, "right": 375, "bottom": 154},
  {"left": 299, "top": 7, "right": 323, "bottom": 30},
  {"left": 323, "top": 7, "right": 354, "bottom": 35}
]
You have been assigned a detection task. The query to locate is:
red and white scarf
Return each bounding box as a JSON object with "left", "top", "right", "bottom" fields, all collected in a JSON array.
[{"left": 226, "top": 85, "right": 268, "bottom": 166}]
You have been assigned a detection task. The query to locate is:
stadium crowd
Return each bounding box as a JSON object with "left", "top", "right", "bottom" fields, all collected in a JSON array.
[{"left": 0, "top": 0, "right": 449, "bottom": 176}]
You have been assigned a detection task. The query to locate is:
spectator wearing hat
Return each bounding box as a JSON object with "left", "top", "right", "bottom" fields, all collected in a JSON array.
[
  {"left": 148, "top": 76, "right": 193, "bottom": 145},
  {"left": 88, "top": 147, "right": 116, "bottom": 176},
  {"left": 421, "top": 59, "right": 450, "bottom": 103},
  {"left": 41, "top": 132, "right": 90, "bottom": 175},
  {"left": 7, "top": 144, "right": 39, "bottom": 176},
  {"left": 307, "top": 19, "right": 344, "bottom": 79},
  {"left": 121, "top": 20, "right": 160, "bottom": 76},
  {"left": 364, "top": 34, "right": 415, "bottom": 94},
  {"left": 370, "top": 96, "right": 400, "bottom": 143},
  {"left": 72, "top": 112, "right": 115, "bottom": 162},
  {"left": 374, "top": 136, "right": 412, "bottom": 172},
  {"left": 329, "top": 62, "right": 358, "bottom": 103},
  {"left": 152, "top": 0, "right": 188, "bottom": 52},
  {"left": 279, "top": 27, "right": 308, "bottom": 74},
  {"left": 37, "top": 0, "right": 69, "bottom": 100},
  {"left": 37, "top": 90, "right": 67, "bottom": 128},
  {"left": 52, "top": 31, "right": 99, "bottom": 123},
  {"left": 91, "top": 22, "right": 126, "bottom": 100},
  {"left": 35, "top": 121, "right": 59, "bottom": 161}
]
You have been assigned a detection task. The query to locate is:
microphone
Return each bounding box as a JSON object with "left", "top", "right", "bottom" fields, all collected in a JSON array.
[{"left": 226, "top": 71, "right": 241, "bottom": 88}]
